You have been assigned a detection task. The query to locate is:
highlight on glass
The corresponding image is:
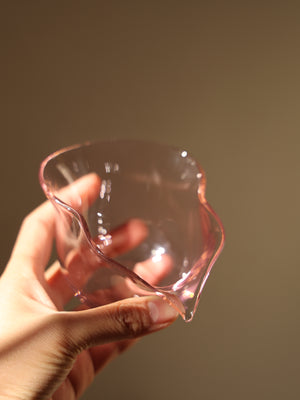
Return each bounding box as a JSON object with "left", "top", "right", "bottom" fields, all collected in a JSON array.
[{"left": 39, "top": 140, "right": 224, "bottom": 321}]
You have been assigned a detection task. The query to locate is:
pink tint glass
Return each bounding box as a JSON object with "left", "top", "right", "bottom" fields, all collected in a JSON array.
[{"left": 39, "top": 140, "right": 224, "bottom": 321}]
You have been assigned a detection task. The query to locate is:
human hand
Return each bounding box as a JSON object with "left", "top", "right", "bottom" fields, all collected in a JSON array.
[{"left": 0, "top": 180, "right": 178, "bottom": 400}]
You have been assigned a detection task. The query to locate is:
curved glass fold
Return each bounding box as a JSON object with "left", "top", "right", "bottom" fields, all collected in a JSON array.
[{"left": 39, "top": 140, "right": 224, "bottom": 321}]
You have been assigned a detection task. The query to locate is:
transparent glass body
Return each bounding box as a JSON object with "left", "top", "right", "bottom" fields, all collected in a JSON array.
[{"left": 39, "top": 140, "right": 224, "bottom": 321}]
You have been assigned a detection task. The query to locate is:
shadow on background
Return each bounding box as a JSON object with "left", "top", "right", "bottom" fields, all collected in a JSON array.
[{"left": 1, "top": 2, "right": 299, "bottom": 399}]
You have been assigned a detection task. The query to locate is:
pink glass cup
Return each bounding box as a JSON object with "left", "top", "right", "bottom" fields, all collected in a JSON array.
[{"left": 39, "top": 140, "right": 224, "bottom": 321}]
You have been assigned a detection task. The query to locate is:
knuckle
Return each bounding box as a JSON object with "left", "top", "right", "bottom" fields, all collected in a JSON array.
[
  {"left": 20, "top": 213, "right": 32, "bottom": 229},
  {"left": 115, "top": 303, "right": 152, "bottom": 338}
]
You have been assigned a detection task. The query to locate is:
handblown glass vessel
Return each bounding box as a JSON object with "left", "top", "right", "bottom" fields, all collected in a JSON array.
[{"left": 39, "top": 140, "right": 224, "bottom": 321}]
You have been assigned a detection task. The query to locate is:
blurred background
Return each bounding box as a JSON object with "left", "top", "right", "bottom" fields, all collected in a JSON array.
[{"left": 1, "top": 1, "right": 299, "bottom": 399}]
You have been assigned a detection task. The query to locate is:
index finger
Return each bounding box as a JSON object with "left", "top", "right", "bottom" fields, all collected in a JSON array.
[{"left": 10, "top": 173, "right": 101, "bottom": 274}]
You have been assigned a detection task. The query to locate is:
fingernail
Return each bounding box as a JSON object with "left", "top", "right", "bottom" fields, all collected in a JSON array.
[{"left": 148, "top": 299, "right": 178, "bottom": 326}]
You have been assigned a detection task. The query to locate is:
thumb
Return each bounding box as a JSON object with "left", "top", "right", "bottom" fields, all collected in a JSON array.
[{"left": 65, "top": 296, "right": 179, "bottom": 350}]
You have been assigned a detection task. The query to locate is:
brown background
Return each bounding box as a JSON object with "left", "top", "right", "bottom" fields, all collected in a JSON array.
[{"left": 1, "top": 1, "right": 299, "bottom": 399}]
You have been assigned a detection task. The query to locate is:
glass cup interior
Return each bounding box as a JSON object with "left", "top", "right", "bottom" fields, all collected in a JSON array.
[{"left": 39, "top": 140, "right": 224, "bottom": 321}]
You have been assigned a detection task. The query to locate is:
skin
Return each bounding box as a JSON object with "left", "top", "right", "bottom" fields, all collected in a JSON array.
[{"left": 0, "top": 178, "right": 178, "bottom": 400}]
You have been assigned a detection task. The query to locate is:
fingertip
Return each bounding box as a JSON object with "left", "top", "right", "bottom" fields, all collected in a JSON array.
[{"left": 147, "top": 297, "right": 179, "bottom": 330}]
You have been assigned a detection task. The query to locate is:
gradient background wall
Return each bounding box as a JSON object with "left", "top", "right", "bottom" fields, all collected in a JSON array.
[{"left": 1, "top": 2, "right": 299, "bottom": 399}]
